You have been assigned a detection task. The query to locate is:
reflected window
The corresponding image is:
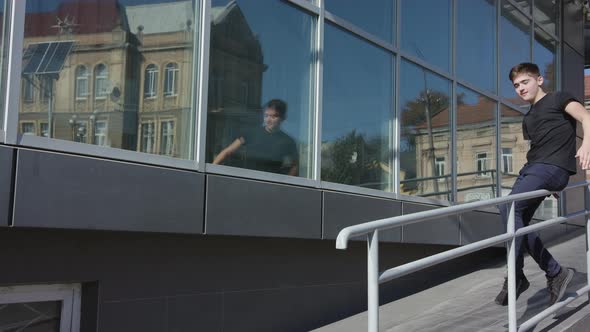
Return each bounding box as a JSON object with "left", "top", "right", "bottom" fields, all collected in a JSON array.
[
  {"left": 322, "top": 24, "right": 393, "bottom": 191},
  {"left": 500, "top": 0, "right": 531, "bottom": 105},
  {"left": 401, "top": 0, "right": 451, "bottom": 72},
  {"left": 22, "top": 75, "right": 35, "bottom": 103},
  {"left": 75, "top": 65, "right": 89, "bottom": 99},
  {"left": 457, "top": 0, "right": 497, "bottom": 93},
  {"left": 400, "top": 60, "right": 451, "bottom": 200},
  {"left": 206, "top": 1, "right": 314, "bottom": 178},
  {"left": 140, "top": 122, "right": 155, "bottom": 154},
  {"left": 534, "top": 0, "right": 557, "bottom": 36},
  {"left": 435, "top": 156, "right": 446, "bottom": 182},
  {"left": 456, "top": 85, "right": 496, "bottom": 202},
  {"left": 40, "top": 122, "right": 49, "bottom": 137},
  {"left": 164, "top": 63, "right": 179, "bottom": 97},
  {"left": 94, "top": 120, "right": 107, "bottom": 146},
  {"left": 502, "top": 147, "right": 513, "bottom": 173},
  {"left": 19, "top": 0, "right": 198, "bottom": 160},
  {"left": 94, "top": 64, "right": 109, "bottom": 99},
  {"left": 144, "top": 64, "right": 158, "bottom": 98},
  {"left": 325, "top": 0, "right": 395, "bottom": 43},
  {"left": 20, "top": 121, "right": 36, "bottom": 135},
  {"left": 160, "top": 120, "right": 175, "bottom": 156}
]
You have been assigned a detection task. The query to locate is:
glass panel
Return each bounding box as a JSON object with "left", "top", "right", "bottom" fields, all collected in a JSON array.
[
  {"left": 20, "top": 0, "right": 198, "bottom": 160},
  {"left": 206, "top": 1, "right": 315, "bottom": 178},
  {"left": 0, "top": 0, "right": 6, "bottom": 130},
  {"left": 500, "top": 0, "right": 531, "bottom": 106},
  {"left": 0, "top": 300, "right": 61, "bottom": 331},
  {"left": 457, "top": 0, "right": 497, "bottom": 93},
  {"left": 456, "top": 85, "right": 497, "bottom": 203},
  {"left": 513, "top": 0, "right": 532, "bottom": 14},
  {"left": 325, "top": 0, "right": 395, "bottom": 43},
  {"left": 401, "top": 0, "right": 451, "bottom": 72},
  {"left": 322, "top": 24, "right": 393, "bottom": 191},
  {"left": 400, "top": 60, "right": 451, "bottom": 200},
  {"left": 534, "top": 27, "right": 556, "bottom": 93},
  {"left": 533, "top": 0, "right": 557, "bottom": 36}
]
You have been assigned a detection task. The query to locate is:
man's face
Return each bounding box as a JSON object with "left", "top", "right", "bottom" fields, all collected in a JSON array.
[
  {"left": 512, "top": 73, "right": 543, "bottom": 103},
  {"left": 264, "top": 108, "right": 282, "bottom": 132}
]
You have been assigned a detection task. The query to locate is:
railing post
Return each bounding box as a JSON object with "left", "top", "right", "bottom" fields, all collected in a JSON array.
[
  {"left": 507, "top": 201, "right": 517, "bottom": 332},
  {"left": 368, "top": 230, "right": 379, "bottom": 332}
]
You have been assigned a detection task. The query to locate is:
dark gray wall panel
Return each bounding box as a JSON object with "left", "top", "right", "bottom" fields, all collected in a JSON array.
[
  {"left": 460, "top": 210, "right": 503, "bottom": 245},
  {"left": 563, "top": 1, "right": 584, "bottom": 56},
  {"left": 13, "top": 149, "right": 204, "bottom": 233},
  {"left": 206, "top": 175, "right": 322, "bottom": 238},
  {"left": 0, "top": 146, "right": 14, "bottom": 227},
  {"left": 99, "top": 299, "right": 166, "bottom": 332},
  {"left": 562, "top": 44, "right": 584, "bottom": 104},
  {"left": 323, "top": 191, "right": 401, "bottom": 242},
  {"left": 402, "top": 202, "right": 460, "bottom": 245},
  {"left": 167, "top": 293, "right": 223, "bottom": 332}
]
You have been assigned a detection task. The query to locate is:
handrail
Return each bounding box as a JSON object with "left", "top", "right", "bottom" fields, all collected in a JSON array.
[{"left": 336, "top": 180, "right": 590, "bottom": 332}]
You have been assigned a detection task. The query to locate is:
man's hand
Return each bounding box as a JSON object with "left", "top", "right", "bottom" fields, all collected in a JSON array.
[{"left": 576, "top": 143, "right": 590, "bottom": 170}]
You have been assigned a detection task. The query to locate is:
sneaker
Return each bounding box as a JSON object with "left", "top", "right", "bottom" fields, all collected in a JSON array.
[
  {"left": 547, "top": 267, "right": 574, "bottom": 305},
  {"left": 494, "top": 275, "right": 530, "bottom": 306}
]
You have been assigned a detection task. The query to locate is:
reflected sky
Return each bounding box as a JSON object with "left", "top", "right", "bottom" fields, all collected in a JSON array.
[
  {"left": 500, "top": 2, "right": 530, "bottom": 103},
  {"left": 325, "top": 0, "right": 394, "bottom": 43}
]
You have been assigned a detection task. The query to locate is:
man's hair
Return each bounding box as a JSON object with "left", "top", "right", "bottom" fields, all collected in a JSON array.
[
  {"left": 509, "top": 62, "right": 540, "bottom": 82},
  {"left": 265, "top": 99, "right": 288, "bottom": 120}
]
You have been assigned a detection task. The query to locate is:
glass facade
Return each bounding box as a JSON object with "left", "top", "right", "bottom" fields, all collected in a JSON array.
[
  {"left": 0, "top": 0, "right": 568, "bottom": 208},
  {"left": 0, "top": 0, "right": 7, "bottom": 130},
  {"left": 18, "top": 0, "right": 199, "bottom": 159},
  {"left": 205, "top": 0, "right": 315, "bottom": 178}
]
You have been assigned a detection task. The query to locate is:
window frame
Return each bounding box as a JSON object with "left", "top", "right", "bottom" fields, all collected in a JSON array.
[
  {"left": 75, "top": 65, "right": 89, "bottom": 100},
  {"left": 475, "top": 152, "right": 491, "bottom": 178},
  {"left": 164, "top": 62, "right": 179, "bottom": 97},
  {"left": 159, "top": 118, "right": 176, "bottom": 156},
  {"left": 93, "top": 63, "right": 109, "bottom": 100},
  {"left": 144, "top": 63, "right": 159, "bottom": 99}
]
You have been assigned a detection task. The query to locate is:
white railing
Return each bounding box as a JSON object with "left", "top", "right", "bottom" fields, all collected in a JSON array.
[{"left": 336, "top": 180, "right": 590, "bottom": 332}]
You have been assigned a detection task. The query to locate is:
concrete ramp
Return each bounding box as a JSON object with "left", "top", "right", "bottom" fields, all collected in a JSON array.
[{"left": 314, "top": 229, "right": 590, "bottom": 332}]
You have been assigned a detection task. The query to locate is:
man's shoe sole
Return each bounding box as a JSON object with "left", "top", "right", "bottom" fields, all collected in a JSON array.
[
  {"left": 495, "top": 278, "right": 530, "bottom": 306},
  {"left": 551, "top": 268, "right": 574, "bottom": 305}
]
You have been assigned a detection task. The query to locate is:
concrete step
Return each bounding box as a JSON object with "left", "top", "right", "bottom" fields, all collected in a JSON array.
[{"left": 314, "top": 228, "right": 590, "bottom": 332}]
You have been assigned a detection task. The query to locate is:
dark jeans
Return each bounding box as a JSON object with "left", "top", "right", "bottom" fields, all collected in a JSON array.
[{"left": 500, "top": 163, "right": 570, "bottom": 278}]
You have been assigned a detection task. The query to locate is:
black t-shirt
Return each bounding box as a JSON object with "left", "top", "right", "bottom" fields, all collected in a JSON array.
[
  {"left": 522, "top": 91, "right": 579, "bottom": 174},
  {"left": 240, "top": 127, "right": 298, "bottom": 175}
]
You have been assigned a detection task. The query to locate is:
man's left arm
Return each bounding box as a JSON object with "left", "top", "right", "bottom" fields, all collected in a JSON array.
[{"left": 564, "top": 101, "right": 590, "bottom": 170}]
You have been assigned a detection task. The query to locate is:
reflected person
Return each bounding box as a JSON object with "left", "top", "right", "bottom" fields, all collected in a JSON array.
[{"left": 213, "top": 99, "right": 298, "bottom": 176}]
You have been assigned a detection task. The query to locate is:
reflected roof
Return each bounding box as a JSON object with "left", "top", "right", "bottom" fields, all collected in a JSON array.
[{"left": 125, "top": 1, "right": 194, "bottom": 34}]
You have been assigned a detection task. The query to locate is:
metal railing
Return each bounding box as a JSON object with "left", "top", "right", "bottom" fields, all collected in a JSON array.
[{"left": 336, "top": 180, "right": 590, "bottom": 332}]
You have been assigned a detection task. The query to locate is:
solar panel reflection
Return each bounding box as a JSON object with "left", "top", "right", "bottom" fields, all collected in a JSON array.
[{"left": 22, "top": 41, "right": 74, "bottom": 75}]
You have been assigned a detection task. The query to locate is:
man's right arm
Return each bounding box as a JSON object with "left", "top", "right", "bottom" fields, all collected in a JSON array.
[{"left": 212, "top": 137, "right": 245, "bottom": 165}]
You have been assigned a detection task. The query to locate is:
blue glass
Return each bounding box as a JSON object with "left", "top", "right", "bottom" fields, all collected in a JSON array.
[
  {"left": 400, "top": 60, "right": 451, "bottom": 200},
  {"left": 457, "top": 0, "right": 497, "bottom": 93},
  {"left": 401, "top": 0, "right": 451, "bottom": 72},
  {"left": 322, "top": 24, "right": 393, "bottom": 191},
  {"left": 206, "top": 0, "right": 315, "bottom": 178},
  {"left": 456, "top": 85, "right": 497, "bottom": 202},
  {"left": 500, "top": 1, "right": 531, "bottom": 106},
  {"left": 533, "top": 28, "right": 556, "bottom": 92},
  {"left": 325, "top": 0, "right": 395, "bottom": 43}
]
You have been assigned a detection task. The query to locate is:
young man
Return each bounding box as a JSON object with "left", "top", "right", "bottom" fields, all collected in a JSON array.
[
  {"left": 495, "top": 63, "right": 590, "bottom": 306},
  {"left": 213, "top": 99, "right": 298, "bottom": 176}
]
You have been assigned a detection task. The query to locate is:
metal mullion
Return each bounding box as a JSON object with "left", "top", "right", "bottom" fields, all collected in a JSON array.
[
  {"left": 399, "top": 51, "right": 453, "bottom": 82},
  {"left": 392, "top": 0, "right": 401, "bottom": 195},
  {"left": 534, "top": 23, "right": 559, "bottom": 42},
  {"left": 451, "top": 0, "right": 457, "bottom": 202},
  {"left": 496, "top": 0, "right": 502, "bottom": 199},
  {"left": 285, "top": 0, "right": 321, "bottom": 15},
  {"left": 324, "top": 11, "right": 396, "bottom": 54},
  {"left": 500, "top": 99, "right": 527, "bottom": 113},
  {"left": 195, "top": 0, "right": 211, "bottom": 172},
  {"left": 3, "top": 0, "right": 25, "bottom": 145},
  {"left": 455, "top": 78, "right": 502, "bottom": 103},
  {"left": 312, "top": 0, "right": 324, "bottom": 182}
]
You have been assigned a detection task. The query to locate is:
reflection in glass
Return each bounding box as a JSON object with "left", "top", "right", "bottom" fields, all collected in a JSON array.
[
  {"left": 457, "top": 0, "right": 497, "bottom": 93},
  {"left": 325, "top": 0, "right": 395, "bottom": 43},
  {"left": 19, "top": 0, "right": 198, "bottom": 159},
  {"left": 400, "top": 60, "right": 451, "bottom": 200},
  {"left": 534, "top": 28, "right": 556, "bottom": 93},
  {"left": 206, "top": 0, "right": 314, "bottom": 178},
  {"left": 322, "top": 24, "right": 393, "bottom": 191},
  {"left": 456, "top": 86, "right": 496, "bottom": 203},
  {"left": 0, "top": 0, "right": 6, "bottom": 130},
  {"left": 401, "top": 0, "right": 451, "bottom": 72},
  {"left": 534, "top": 0, "right": 557, "bottom": 36},
  {"left": 0, "top": 300, "right": 61, "bottom": 331},
  {"left": 500, "top": 0, "right": 530, "bottom": 106}
]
